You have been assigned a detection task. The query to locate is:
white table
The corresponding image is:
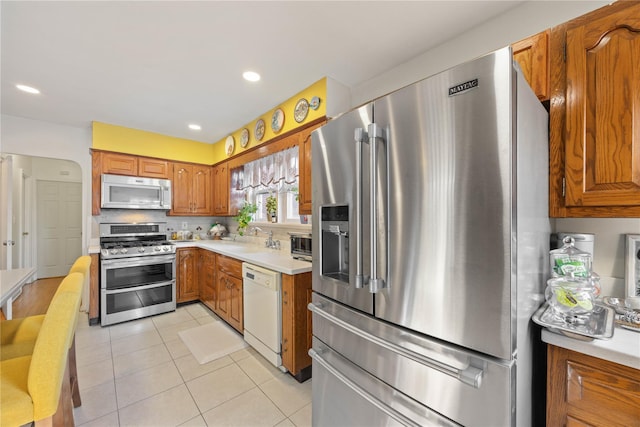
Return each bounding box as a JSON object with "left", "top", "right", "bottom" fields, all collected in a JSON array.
[{"left": 1, "top": 267, "right": 36, "bottom": 320}]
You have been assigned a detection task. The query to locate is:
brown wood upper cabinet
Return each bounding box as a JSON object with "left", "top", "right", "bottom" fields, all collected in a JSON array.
[
  {"left": 171, "top": 162, "right": 214, "bottom": 216},
  {"left": 92, "top": 150, "right": 172, "bottom": 214},
  {"left": 213, "top": 161, "right": 230, "bottom": 216},
  {"left": 512, "top": 30, "right": 550, "bottom": 102},
  {"left": 549, "top": 2, "right": 640, "bottom": 217},
  {"left": 297, "top": 120, "right": 326, "bottom": 215},
  {"left": 100, "top": 151, "right": 171, "bottom": 179}
]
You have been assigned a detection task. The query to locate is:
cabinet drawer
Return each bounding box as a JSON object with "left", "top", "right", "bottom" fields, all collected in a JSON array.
[{"left": 216, "top": 254, "right": 242, "bottom": 278}]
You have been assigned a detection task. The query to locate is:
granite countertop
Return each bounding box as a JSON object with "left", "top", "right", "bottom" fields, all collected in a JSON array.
[{"left": 541, "top": 326, "right": 640, "bottom": 370}]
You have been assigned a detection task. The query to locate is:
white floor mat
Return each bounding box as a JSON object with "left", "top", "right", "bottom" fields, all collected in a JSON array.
[{"left": 178, "top": 321, "right": 248, "bottom": 364}]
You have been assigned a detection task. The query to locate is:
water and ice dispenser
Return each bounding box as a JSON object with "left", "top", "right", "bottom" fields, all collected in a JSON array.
[{"left": 321, "top": 206, "right": 350, "bottom": 283}]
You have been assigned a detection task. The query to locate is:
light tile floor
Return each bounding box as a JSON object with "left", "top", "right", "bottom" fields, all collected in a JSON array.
[{"left": 73, "top": 303, "right": 312, "bottom": 427}]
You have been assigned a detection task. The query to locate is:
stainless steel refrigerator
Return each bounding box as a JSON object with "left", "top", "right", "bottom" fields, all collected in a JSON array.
[{"left": 310, "top": 47, "right": 550, "bottom": 426}]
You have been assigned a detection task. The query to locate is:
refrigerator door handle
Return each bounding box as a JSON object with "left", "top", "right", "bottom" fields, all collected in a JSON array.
[
  {"left": 309, "top": 348, "right": 423, "bottom": 427},
  {"left": 309, "top": 302, "right": 484, "bottom": 388},
  {"left": 354, "top": 127, "right": 368, "bottom": 289},
  {"left": 368, "top": 123, "right": 386, "bottom": 293}
]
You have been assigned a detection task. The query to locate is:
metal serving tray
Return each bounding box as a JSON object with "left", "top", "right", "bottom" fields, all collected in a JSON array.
[{"left": 532, "top": 303, "right": 615, "bottom": 341}]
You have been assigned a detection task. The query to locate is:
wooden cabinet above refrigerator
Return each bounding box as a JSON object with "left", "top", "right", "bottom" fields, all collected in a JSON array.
[
  {"left": 512, "top": 30, "right": 550, "bottom": 102},
  {"left": 549, "top": 1, "right": 640, "bottom": 217}
]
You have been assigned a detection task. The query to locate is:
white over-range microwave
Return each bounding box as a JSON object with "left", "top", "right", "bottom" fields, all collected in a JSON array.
[{"left": 101, "top": 173, "right": 172, "bottom": 210}]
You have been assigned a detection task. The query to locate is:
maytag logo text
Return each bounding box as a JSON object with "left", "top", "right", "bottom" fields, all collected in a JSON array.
[{"left": 448, "top": 78, "right": 479, "bottom": 96}]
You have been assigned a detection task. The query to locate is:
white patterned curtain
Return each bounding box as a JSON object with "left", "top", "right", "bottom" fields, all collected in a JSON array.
[{"left": 240, "top": 146, "right": 299, "bottom": 194}]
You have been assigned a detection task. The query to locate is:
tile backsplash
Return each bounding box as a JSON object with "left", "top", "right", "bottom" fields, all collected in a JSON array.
[{"left": 91, "top": 210, "right": 311, "bottom": 254}]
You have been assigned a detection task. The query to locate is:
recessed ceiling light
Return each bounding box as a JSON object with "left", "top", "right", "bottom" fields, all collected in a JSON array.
[
  {"left": 243, "top": 71, "right": 261, "bottom": 82},
  {"left": 16, "top": 84, "right": 40, "bottom": 94},
  {"left": 188, "top": 124, "right": 202, "bottom": 131}
]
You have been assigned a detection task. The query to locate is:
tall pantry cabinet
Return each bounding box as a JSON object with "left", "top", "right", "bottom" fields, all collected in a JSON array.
[{"left": 549, "top": 1, "right": 640, "bottom": 217}]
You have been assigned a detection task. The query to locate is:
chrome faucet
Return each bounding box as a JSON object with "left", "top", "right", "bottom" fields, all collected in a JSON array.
[{"left": 250, "top": 226, "right": 281, "bottom": 250}]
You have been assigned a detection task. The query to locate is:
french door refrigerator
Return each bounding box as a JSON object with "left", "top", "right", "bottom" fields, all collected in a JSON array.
[{"left": 310, "top": 47, "right": 550, "bottom": 426}]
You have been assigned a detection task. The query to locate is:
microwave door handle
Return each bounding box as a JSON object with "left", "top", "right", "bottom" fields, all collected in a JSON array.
[
  {"left": 368, "top": 123, "right": 386, "bottom": 293},
  {"left": 354, "top": 128, "right": 367, "bottom": 289}
]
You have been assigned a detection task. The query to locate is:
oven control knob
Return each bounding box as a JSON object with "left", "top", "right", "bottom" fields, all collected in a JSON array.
[
  {"left": 110, "top": 249, "right": 118, "bottom": 255},
  {"left": 153, "top": 246, "right": 161, "bottom": 252},
  {"left": 162, "top": 246, "right": 169, "bottom": 252},
  {"left": 138, "top": 247, "right": 145, "bottom": 253},
  {"left": 101, "top": 249, "right": 109, "bottom": 257},
  {"left": 120, "top": 248, "right": 128, "bottom": 254}
]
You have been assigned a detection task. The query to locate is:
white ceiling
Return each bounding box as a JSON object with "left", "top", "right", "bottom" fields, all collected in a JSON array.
[{"left": 1, "top": 1, "right": 523, "bottom": 144}]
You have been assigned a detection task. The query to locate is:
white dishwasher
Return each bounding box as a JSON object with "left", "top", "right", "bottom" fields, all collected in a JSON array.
[{"left": 242, "top": 263, "right": 284, "bottom": 370}]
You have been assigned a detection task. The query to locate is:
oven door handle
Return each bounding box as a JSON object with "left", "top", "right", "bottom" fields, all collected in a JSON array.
[
  {"left": 101, "top": 254, "right": 176, "bottom": 268},
  {"left": 103, "top": 280, "right": 175, "bottom": 294}
]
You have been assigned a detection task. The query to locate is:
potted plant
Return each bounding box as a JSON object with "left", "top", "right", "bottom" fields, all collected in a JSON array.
[
  {"left": 266, "top": 194, "right": 278, "bottom": 223},
  {"left": 235, "top": 201, "right": 257, "bottom": 236}
]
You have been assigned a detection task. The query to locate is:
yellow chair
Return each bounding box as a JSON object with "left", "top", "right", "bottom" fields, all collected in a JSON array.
[
  {"left": 0, "top": 256, "right": 91, "bottom": 407},
  {"left": 0, "top": 272, "right": 83, "bottom": 427},
  {"left": 68, "top": 256, "right": 91, "bottom": 277}
]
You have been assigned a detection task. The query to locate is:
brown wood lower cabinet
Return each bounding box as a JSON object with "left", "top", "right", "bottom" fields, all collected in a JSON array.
[
  {"left": 213, "top": 254, "right": 243, "bottom": 333},
  {"left": 281, "top": 272, "right": 312, "bottom": 382},
  {"left": 547, "top": 345, "right": 640, "bottom": 427},
  {"left": 177, "top": 248, "right": 200, "bottom": 303},
  {"left": 199, "top": 250, "right": 216, "bottom": 312},
  {"left": 88, "top": 253, "right": 100, "bottom": 325}
]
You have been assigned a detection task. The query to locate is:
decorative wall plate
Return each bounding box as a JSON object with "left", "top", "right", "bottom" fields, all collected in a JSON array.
[
  {"left": 255, "top": 119, "right": 265, "bottom": 141},
  {"left": 225, "top": 135, "right": 235, "bottom": 156},
  {"left": 271, "top": 108, "right": 285, "bottom": 133},
  {"left": 294, "top": 98, "right": 309, "bottom": 123},
  {"left": 309, "top": 96, "right": 321, "bottom": 110},
  {"left": 240, "top": 128, "right": 250, "bottom": 148}
]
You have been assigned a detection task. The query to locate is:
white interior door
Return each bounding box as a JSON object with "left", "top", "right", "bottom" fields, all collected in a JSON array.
[
  {"left": 36, "top": 180, "right": 82, "bottom": 278},
  {"left": 0, "top": 156, "right": 14, "bottom": 270},
  {"left": 21, "top": 175, "right": 35, "bottom": 269},
  {"left": 12, "top": 168, "right": 25, "bottom": 268}
]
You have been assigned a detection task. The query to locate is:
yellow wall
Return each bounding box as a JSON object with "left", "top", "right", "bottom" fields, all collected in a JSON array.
[
  {"left": 93, "top": 77, "right": 327, "bottom": 165},
  {"left": 92, "top": 122, "right": 215, "bottom": 164},
  {"left": 211, "top": 78, "right": 327, "bottom": 163}
]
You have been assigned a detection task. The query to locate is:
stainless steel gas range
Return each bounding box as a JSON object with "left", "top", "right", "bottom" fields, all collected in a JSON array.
[{"left": 100, "top": 222, "right": 176, "bottom": 326}]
